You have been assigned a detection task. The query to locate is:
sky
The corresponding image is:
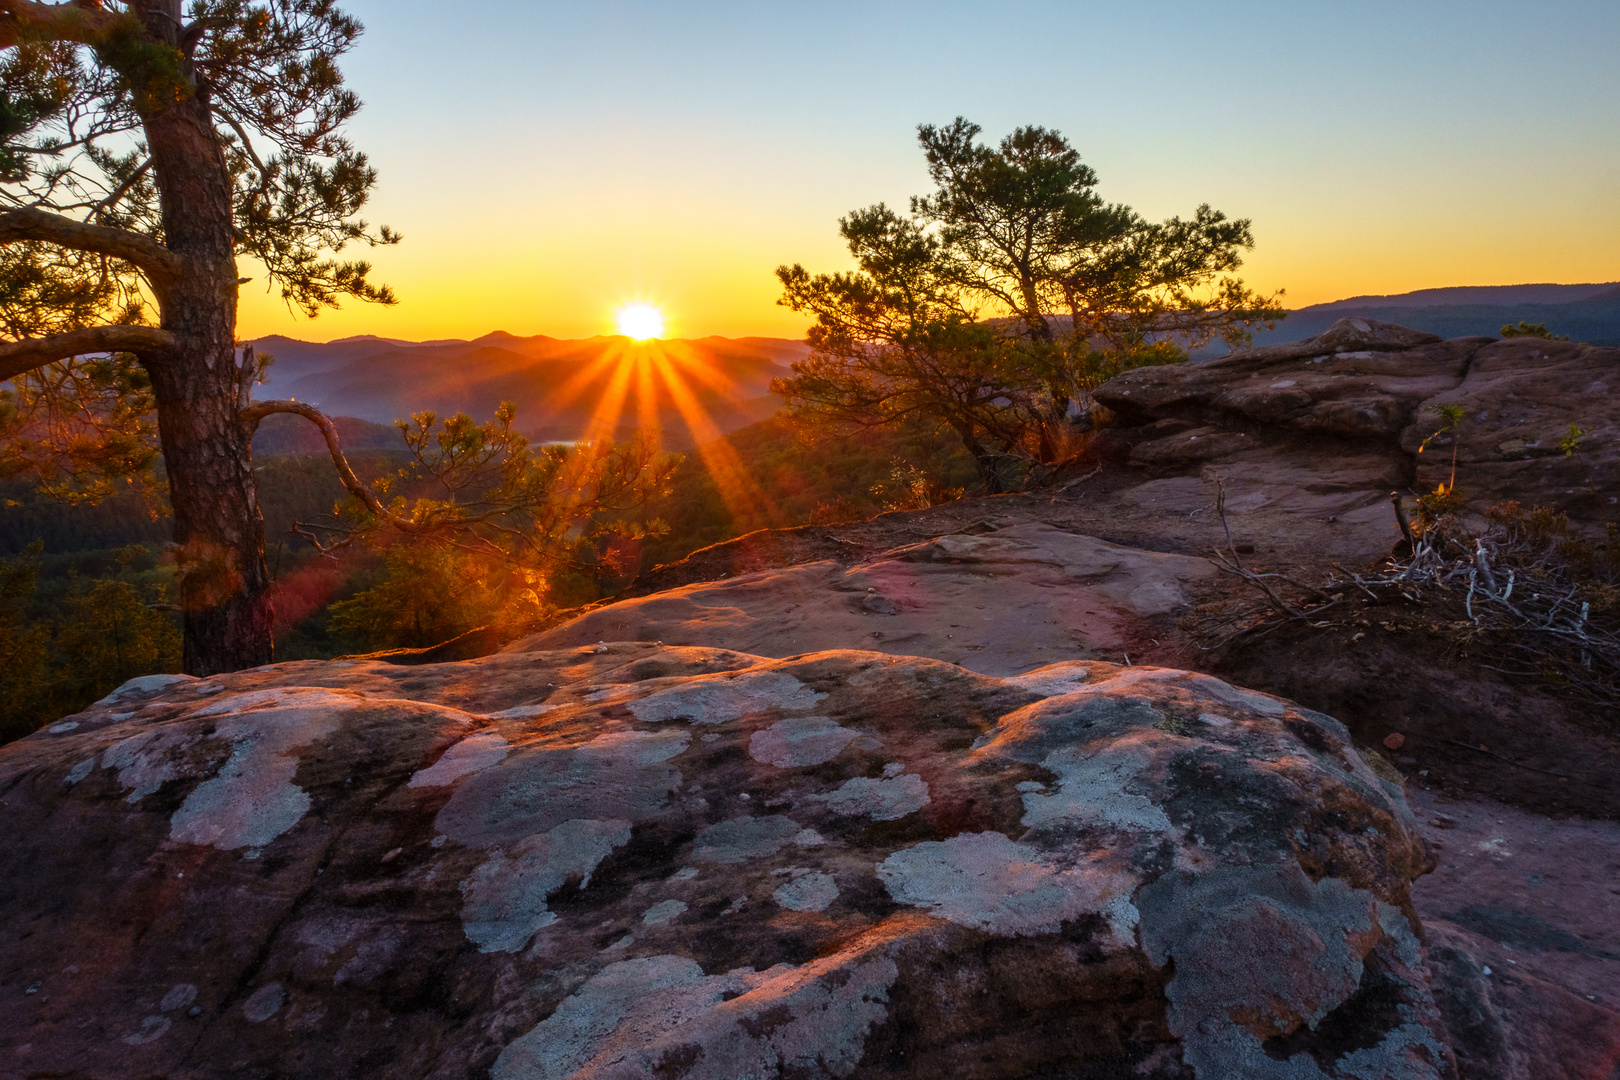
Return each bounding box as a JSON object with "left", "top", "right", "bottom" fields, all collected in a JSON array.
[{"left": 236, "top": 1, "right": 1620, "bottom": 343}]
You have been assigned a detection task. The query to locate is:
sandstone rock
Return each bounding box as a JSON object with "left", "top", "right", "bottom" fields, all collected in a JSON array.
[
  {"left": 1099, "top": 319, "right": 1479, "bottom": 439},
  {"left": 1, "top": 647, "right": 1449, "bottom": 1078},
  {"left": 1403, "top": 786, "right": 1620, "bottom": 1080},
  {"left": 1096, "top": 317, "right": 1620, "bottom": 532},
  {"left": 519, "top": 522, "right": 1217, "bottom": 674},
  {"left": 1397, "top": 337, "right": 1620, "bottom": 519},
  {"left": 1425, "top": 922, "right": 1620, "bottom": 1080}
]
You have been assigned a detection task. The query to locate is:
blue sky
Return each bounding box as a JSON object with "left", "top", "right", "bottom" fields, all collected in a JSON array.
[{"left": 239, "top": 0, "right": 1620, "bottom": 339}]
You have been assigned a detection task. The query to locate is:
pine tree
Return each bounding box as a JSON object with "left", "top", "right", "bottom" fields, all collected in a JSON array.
[{"left": 1, "top": 1, "right": 397, "bottom": 673}]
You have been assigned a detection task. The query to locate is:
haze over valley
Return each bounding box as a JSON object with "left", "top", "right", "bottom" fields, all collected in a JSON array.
[{"left": 249, "top": 332, "right": 809, "bottom": 448}]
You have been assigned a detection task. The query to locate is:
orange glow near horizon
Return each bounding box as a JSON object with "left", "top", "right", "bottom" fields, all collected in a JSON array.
[{"left": 505, "top": 335, "right": 779, "bottom": 526}]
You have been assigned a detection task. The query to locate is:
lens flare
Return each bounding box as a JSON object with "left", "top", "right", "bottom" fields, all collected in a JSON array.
[
  {"left": 615, "top": 304, "right": 665, "bottom": 340},
  {"left": 514, "top": 332, "right": 781, "bottom": 529}
]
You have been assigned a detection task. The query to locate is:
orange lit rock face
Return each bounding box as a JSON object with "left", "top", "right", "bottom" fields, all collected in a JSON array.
[
  {"left": 1, "top": 646, "right": 1447, "bottom": 1079},
  {"left": 523, "top": 524, "right": 1219, "bottom": 675}
]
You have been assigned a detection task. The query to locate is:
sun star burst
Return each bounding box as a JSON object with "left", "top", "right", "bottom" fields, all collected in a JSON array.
[{"left": 616, "top": 304, "right": 665, "bottom": 340}]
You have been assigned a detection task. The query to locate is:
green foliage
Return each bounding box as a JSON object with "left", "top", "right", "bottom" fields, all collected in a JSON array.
[
  {"left": 1560, "top": 423, "right": 1594, "bottom": 458},
  {"left": 1413, "top": 483, "right": 1465, "bottom": 534},
  {"left": 777, "top": 118, "right": 1284, "bottom": 490},
  {"left": 871, "top": 462, "right": 964, "bottom": 513},
  {"left": 1416, "top": 403, "right": 1467, "bottom": 498},
  {"left": 326, "top": 545, "right": 509, "bottom": 651},
  {"left": 1484, "top": 501, "right": 1620, "bottom": 595},
  {"left": 640, "top": 413, "right": 976, "bottom": 568},
  {"left": 0, "top": 541, "right": 181, "bottom": 743},
  {"left": 1500, "top": 321, "right": 1568, "bottom": 341},
  {"left": 0, "top": 43, "right": 72, "bottom": 184},
  {"left": 1416, "top": 403, "right": 1465, "bottom": 453},
  {"left": 0, "top": 542, "right": 52, "bottom": 742},
  {"left": 284, "top": 404, "right": 679, "bottom": 638},
  {"left": 379, "top": 404, "right": 680, "bottom": 566},
  {"left": 53, "top": 571, "right": 181, "bottom": 702},
  {"left": 0, "top": 350, "right": 162, "bottom": 503},
  {"left": 2, "top": 0, "right": 394, "bottom": 315},
  {"left": 1, "top": 0, "right": 395, "bottom": 503}
]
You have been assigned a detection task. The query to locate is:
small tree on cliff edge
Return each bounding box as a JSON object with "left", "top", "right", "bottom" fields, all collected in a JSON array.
[
  {"left": 0, "top": 1, "right": 398, "bottom": 674},
  {"left": 776, "top": 119, "right": 1284, "bottom": 489}
]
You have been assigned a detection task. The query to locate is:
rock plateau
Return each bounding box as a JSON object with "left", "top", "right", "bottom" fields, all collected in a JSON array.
[{"left": 1, "top": 319, "right": 1616, "bottom": 1080}]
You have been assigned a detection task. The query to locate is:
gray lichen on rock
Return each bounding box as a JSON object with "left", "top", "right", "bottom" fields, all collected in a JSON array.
[{"left": 1, "top": 644, "right": 1455, "bottom": 1078}]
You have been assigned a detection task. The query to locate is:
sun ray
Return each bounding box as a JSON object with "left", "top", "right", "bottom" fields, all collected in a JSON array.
[
  {"left": 522, "top": 348, "right": 625, "bottom": 430},
  {"left": 652, "top": 354, "right": 779, "bottom": 526},
  {"left": 579, "top": 340, "right": 638, "bottom": 446},
  {"left": 633, "top": 344, "right": 662, "bottom": 449},
  {"left": 656, "top": 340, "right": 752, "bottom": 398}
]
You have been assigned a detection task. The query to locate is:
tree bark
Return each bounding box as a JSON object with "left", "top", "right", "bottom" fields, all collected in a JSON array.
[
  {"left": 134, "top": 0, "right": 273, "bottom": 674},
  {"left": 953, "top": 421, "right": 1003, "bottom": 494},
  {"left": 1019, "top": 280, "right": 1051, "bottom": 344}
]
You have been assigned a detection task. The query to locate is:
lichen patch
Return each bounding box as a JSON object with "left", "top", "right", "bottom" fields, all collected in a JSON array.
[
  {"left": 748, "top": 716, "right": 857, "bottom": 768},
  {"left": 461, "top": 818, "right": 633, "bottom": 953},
  {"left": 877, "top": 831, "right": 1136, "bottom": 937},
  {"left": 1020, "top": 742, "right": 1173, "bottom": 835},
  {"left": 95, "top": 673, "right": 195, "bottom": 705},
  {"left": 692, "top": 815, "right": 803, "bottom": 863},
  {"left": 101, "top": 729, "right": 200, "bottom": 803},
  {"left": 409, "top": 730, "right": 511, "bottom": 788},
  {"left": 1004, "top": 661, "right": 1098, "bottom": 697},
  {"left": 169, "top": 699, "right": 346, "bottom": 850},
  {"left": 815, "top": 773, "right": 931, "bottom": 821},
  {"left": 492, "top": 946, "right": 897, "bottom": 1080},
  {"left": 627, "top": 670, "right": 826, "bottom": 725},
  {"left": 641, "top": 899, "right": 687, "bottom": 925},
  {"left": 774, "top": 872, "right": 839, "bottom": 912},
  {"left": 435, "top": 729, "right": 687, "bottom": 850}
]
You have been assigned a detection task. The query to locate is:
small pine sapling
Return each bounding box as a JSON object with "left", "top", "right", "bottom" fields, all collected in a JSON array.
[{"left": 1414, "top": 404, "right": 1467, "bottom": 534}]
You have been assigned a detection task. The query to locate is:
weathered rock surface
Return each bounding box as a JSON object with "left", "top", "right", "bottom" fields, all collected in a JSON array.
[
  {"left": 526, "top": 522, "right": 1215, "bottom": 673},
  {"left": 1096, "top": 317, "right": 1620, "bottom": 533},
  {"left": 1403, "top": 784, "right": 1620, "bottom": 1080},
  {"left": 2, "top": 646, "right": 1450, "bottom": 1079}
]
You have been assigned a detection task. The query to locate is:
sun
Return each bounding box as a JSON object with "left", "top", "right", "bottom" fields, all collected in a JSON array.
[{"left": 615, "top": 303, "right": 665, "bottom": 340}]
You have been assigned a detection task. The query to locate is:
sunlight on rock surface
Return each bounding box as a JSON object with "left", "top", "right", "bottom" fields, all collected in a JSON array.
[{"left": 0, "top": 644, "right": 1460, "bottom": 1077}]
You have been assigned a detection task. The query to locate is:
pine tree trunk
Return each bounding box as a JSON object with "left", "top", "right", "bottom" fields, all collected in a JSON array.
[
  {"left": 136, "top": 1, "right": 273, "bottom": 674},
  {"left": 147, "top": 355, "right": 273, "bottom": 675},
  {"left": 954, "top": 422, "right": 1003, "bottom": 495}
]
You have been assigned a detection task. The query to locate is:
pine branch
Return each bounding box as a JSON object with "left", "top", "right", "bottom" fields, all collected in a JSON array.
[
  {"left": 239, "top": 399, "right": 430, "bottom": 535},
  {"left": 0, "top": 324, "right": 175, "bottom": 381},
  {"left": 0, "top": 207, "right": 182, "bottom": 283},
  {"left": 0, "top": 0, "right": 124, "bottom": 51}
]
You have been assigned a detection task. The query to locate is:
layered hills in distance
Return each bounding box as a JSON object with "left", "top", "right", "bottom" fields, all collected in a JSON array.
[
  {"left": 247, "top": 331, "right": 810, "bottom": 451},
  {"left": 249, "top": 281, "right": 1620, "bottom": 453},
  {"left": 1235, "top": 280, "right": 1620, "bottom": 351}
]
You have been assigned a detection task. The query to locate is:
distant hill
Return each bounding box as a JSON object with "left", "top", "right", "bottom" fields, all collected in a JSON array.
[
  {"left": 1308, "top": 282, "right": 1619, "bottom": 310},
  {"left": 251, "top": 413, "right": 404, "bottom": 456},
  {"left": 248, "top": 332, "right": 811, "bottom": 449},
  {"left": 1222, "top": 281, "right": 1620, "bottom": 355}
]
